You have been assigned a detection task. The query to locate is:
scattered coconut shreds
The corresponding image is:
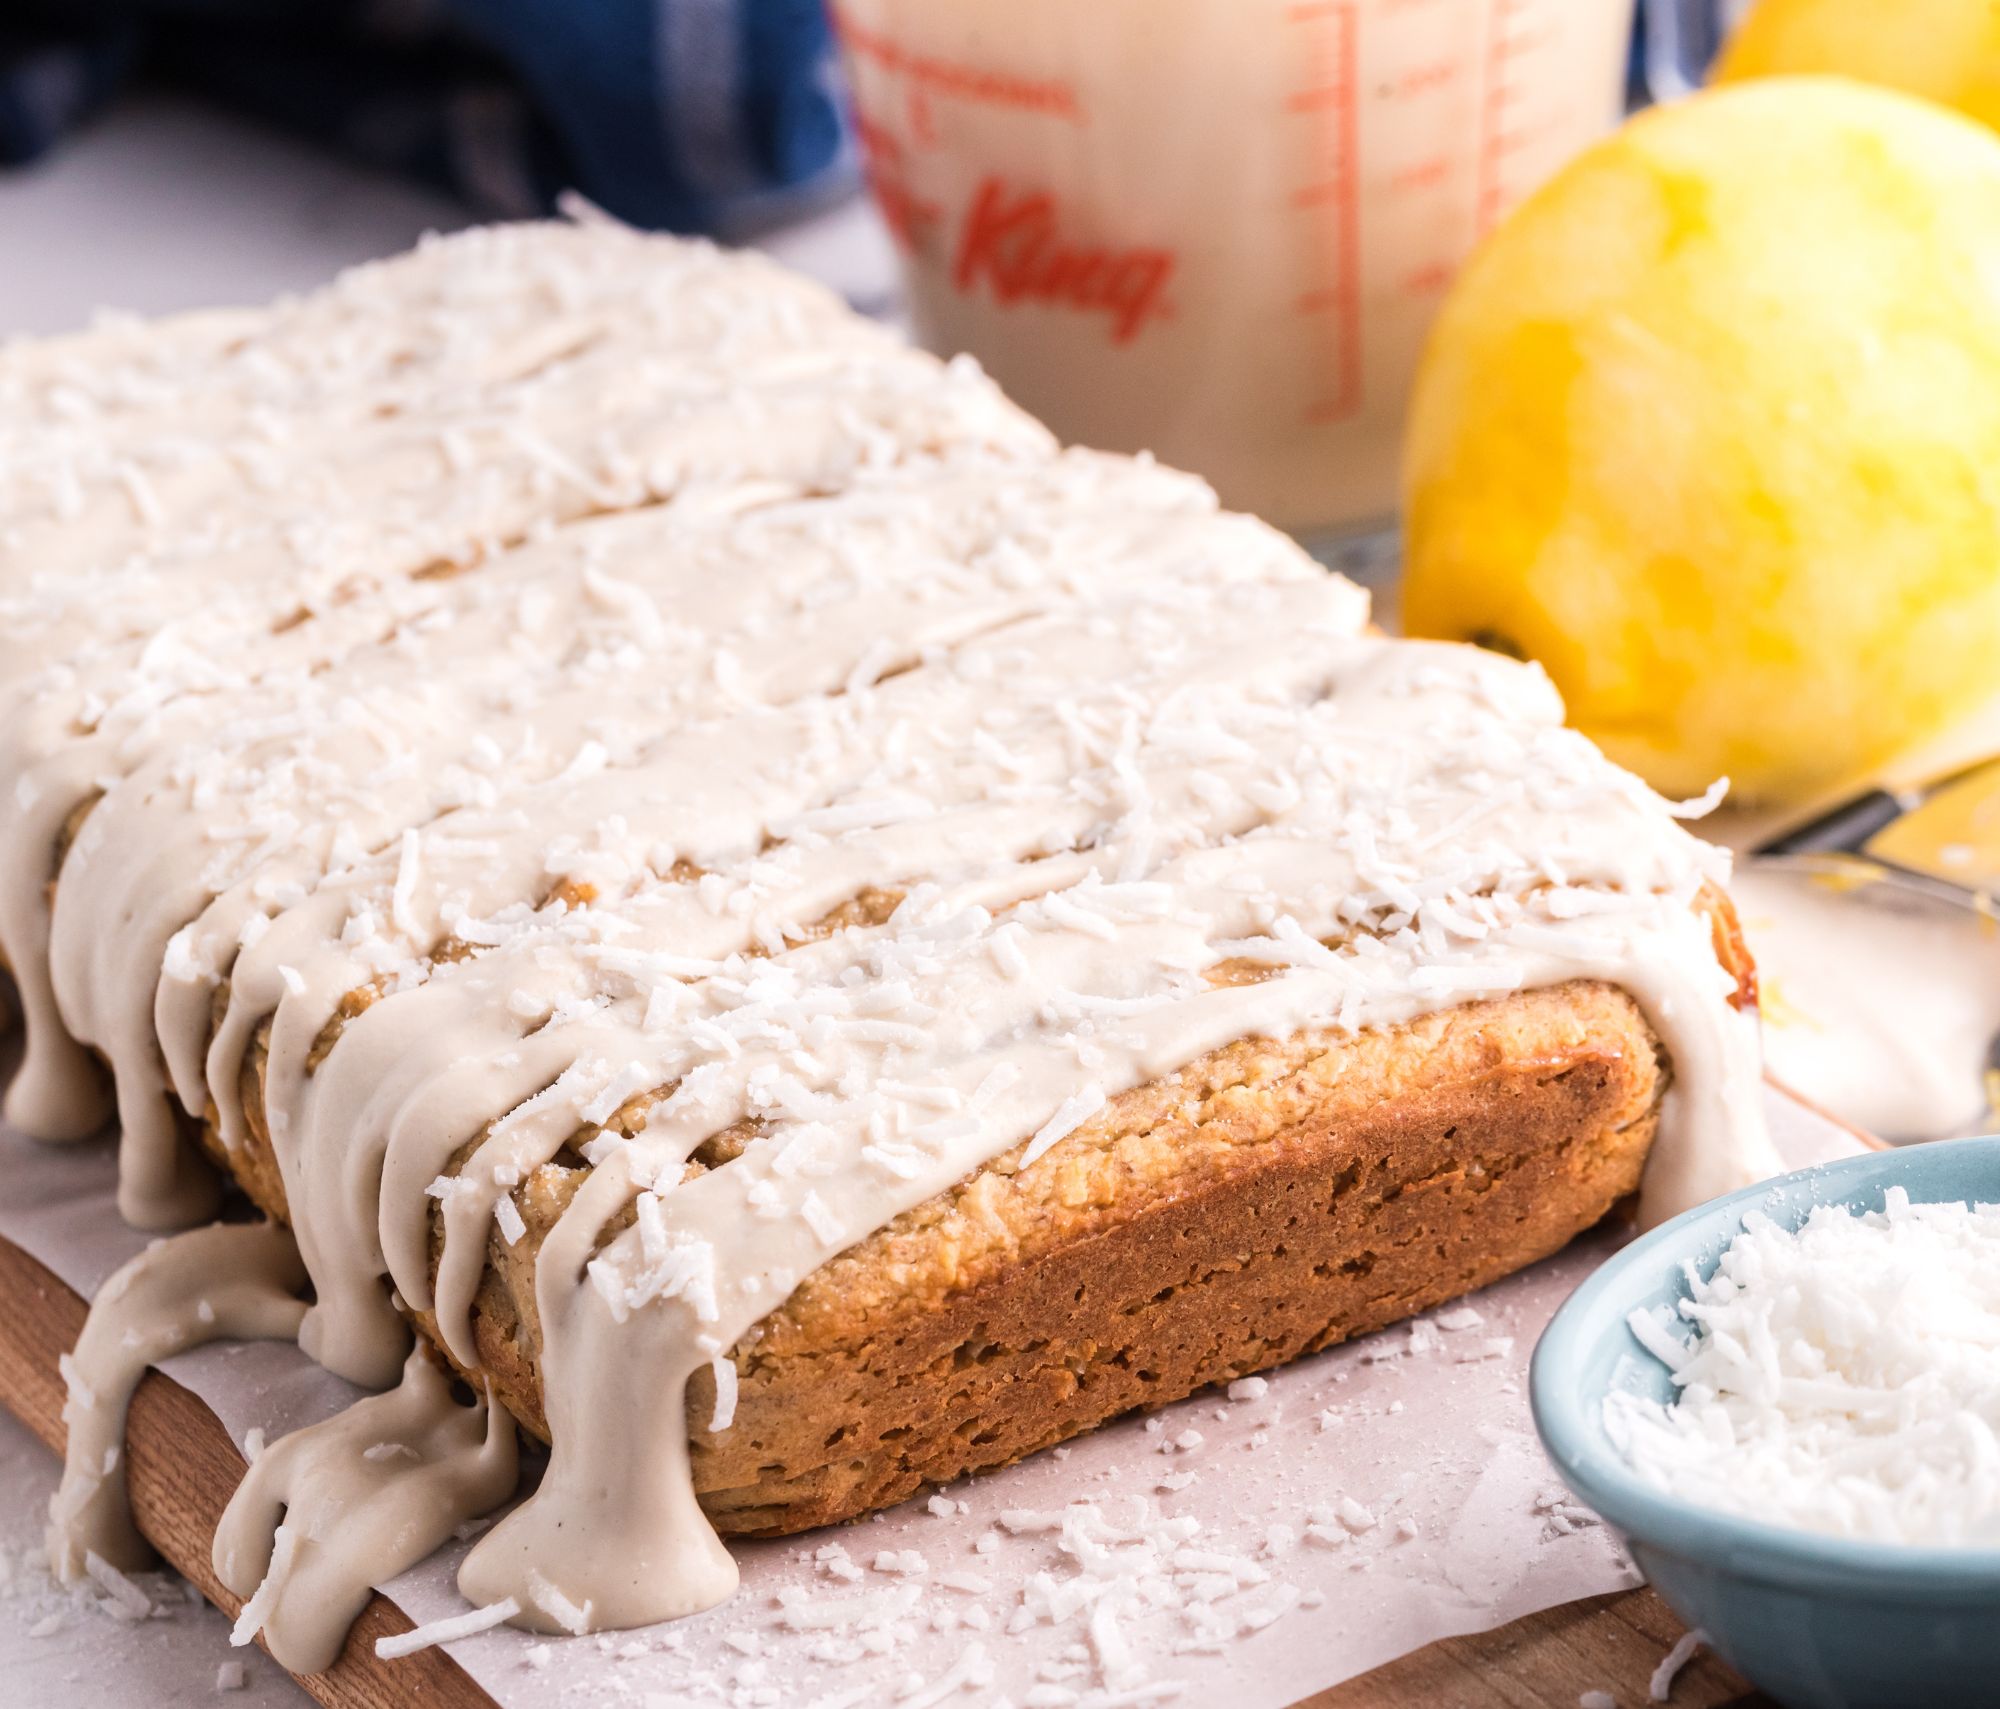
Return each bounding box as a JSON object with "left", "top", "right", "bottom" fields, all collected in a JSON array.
[
  {"left": 814, "top": 1542, "right": 865, "bottom": 1582},
  {"left": 1335, "top": 1497, "right": 1377, "bottom": 1534},
  {"left": 161, "top": 1428, "right": 1429, "bottom": 1705},
  {"left": 1650, "top": 1628, "right": 1708, "bottom": 1702},
  {"left": 216, "top": 1658, "right": 247, "bottom": 1690},
  {"left": 937, "top": 1571, "right": 991, "bottom": 1595},
  {"left": 774, "top": 1583, "right": 921, "bottom": 1631},
  {"left": 525, "top": 1571, "right": 592, "bottom": 1637},
  {"left": 898, "top": 1639, "right": 994, "bottom": 1706},
  {"left": 229, "top": 1524, "right": 298, "bottom": 1648},
  {"left": 375, "top": 1597, "right": 521, "bottom": 1660},
  {"left": 1454, "top": 1336, "right": 1515, "bottom": 1363},
  {"left": 16, "top": 1202, "right": 1565, "bottom": 1703},
  {"left": 16, "top": 1372, "right": 1463, "bottom": 1709},
  {"left": 58, "top": 1354, "right": 94, "bottom": 1414},
  {"left": 708, "top": 1353, "right": 739, "bottom": 1431},
  {"left": 84, "top": 1549, "right": 152, "bottom": 1621},
  {"left": 1579, "top": 1692, "right": 1616, "bottom": 1709}
]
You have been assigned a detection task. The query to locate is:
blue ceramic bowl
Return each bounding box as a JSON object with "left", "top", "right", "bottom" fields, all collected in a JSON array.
[{"left": 1532, "top": 1136, "right": 2000, "bottom": 1709}]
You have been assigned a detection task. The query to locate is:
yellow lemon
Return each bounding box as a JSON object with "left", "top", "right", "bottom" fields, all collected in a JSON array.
[
  {"left": 1717, "top": 0, "right": 2000, "bottom": 132},
  {"left": 1401, "top": 77, "right": 2000, "bottom": 805}
]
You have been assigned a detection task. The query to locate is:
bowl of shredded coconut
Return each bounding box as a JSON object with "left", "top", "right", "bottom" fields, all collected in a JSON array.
[{"left": 1532, "top": 1135, "right": 2000, "bottom": 1709}]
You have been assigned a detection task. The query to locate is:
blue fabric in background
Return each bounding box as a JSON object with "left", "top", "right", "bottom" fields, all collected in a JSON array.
[
  {"left": 1635, "top": 0, "right": 1732, "bottom": 104},
  {"left": 0, "top": 3, "right": 1722, "bottom": 236},
  {"left": 0, "top": 0, "right": 856, "bottom": 237}
]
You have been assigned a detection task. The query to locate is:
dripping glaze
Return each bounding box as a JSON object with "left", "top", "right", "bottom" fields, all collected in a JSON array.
[
  {"left": 214, "top": 1349, "right": 516, "bottom": 1672},
  {"left": 48, "top": 1220, "right": 305, "bottom": 1580}
]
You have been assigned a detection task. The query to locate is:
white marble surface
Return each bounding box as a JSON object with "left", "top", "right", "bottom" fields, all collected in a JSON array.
[
  {"left": 0, "top": 92, "right": 897, "bottom": 340},
  {"left": 0, "top": 98, "right": 464, "bottom": 338}
]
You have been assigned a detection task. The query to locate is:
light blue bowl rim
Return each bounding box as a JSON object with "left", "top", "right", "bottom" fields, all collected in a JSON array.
[{"left": 1531, "top": 1133, "right": 2000, "bottom": 1605}]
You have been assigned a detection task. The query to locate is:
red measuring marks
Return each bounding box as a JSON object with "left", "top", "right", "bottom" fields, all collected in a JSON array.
[
  {"left": 1476, "top": 0, "right": 1569, "bottom": 235},
  {"left": 1286, "top": 1, "right": 1364, "bottom": 426},
  {"left": 832, "top": 3, "right": 1083, "bottom": 150}
]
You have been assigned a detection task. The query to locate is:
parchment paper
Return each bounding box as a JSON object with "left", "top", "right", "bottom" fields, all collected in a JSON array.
[{"left": 0, "top": 1091, "right": 1856, "bottom": 1708}]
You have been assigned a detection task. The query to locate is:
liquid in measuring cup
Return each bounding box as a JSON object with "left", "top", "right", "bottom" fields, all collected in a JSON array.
[{"left": 833, "top": 0, "right": 1635, "bottom": 538}]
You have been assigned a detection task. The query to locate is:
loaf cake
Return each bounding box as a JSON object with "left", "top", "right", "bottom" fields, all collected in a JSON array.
[{"left": 0, "top": 219, "right": 1777, "bottom": 1643}]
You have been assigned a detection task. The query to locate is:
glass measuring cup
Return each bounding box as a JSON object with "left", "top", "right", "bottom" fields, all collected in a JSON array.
[{"left": 831, "top": 0, "right": 1636, "bottom": 541}]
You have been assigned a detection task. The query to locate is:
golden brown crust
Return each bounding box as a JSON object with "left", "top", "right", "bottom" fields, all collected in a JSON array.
[
  {"left": 1706, "top": 879, "right": 1758, "bottom": 1011},
  {"left": 688, "top": 978, "right": 1663, "bottom": 1533},
  {"left": 188, "top": 891, "right": 1751, "bottom": 1536},
  {"left": 205, "top": 966, "right": 1669, "bottom": 1537}
]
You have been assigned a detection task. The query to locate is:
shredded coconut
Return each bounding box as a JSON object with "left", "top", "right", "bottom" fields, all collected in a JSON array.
[
  {"left": 83, "top": 1550, "right": 151, "bottom": 1620},
  {"left": 1609, "top": 1191, "right": 2000, "bottom": 1544},
  {"left": 1650, "top": 1627, "right": 1707, "bottom": 1701},
  {"left": 1019, "top": 1085, "right": 1106, "bottom": 1172},
  {"left": 708, "top": 1354, "right": 739, "bottom": 1431},
  {"left": 375, "top": 1597, "right": 521, "bottom": 1658},
  {"left": 229, "top": 1522, "right": 298, "bottom": 1647}
]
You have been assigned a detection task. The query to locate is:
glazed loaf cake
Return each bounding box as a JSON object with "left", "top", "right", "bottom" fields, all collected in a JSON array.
[
  {"left": 219, "top": 975, "right": 1732, "bottom": 1536},
  {"left": 0, "top": 220, "right": 1776, "bottom": 1629}
]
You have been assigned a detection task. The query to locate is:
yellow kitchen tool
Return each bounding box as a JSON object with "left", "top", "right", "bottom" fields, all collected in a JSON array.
[
  {"left": 1863, "top": 758, "right": 2000, "bottom": 893},
  {"left": 1760, "top": 756, "right": 2000, "bottom": 890}
]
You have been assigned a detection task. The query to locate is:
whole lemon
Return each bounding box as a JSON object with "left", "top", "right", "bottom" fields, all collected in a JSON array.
[
  {"left": 1717, "top": 0, "right": 2000, "bottom": 133},
  {"left": 1402, "top": 78, "right": 2000, "bottom": 804}
]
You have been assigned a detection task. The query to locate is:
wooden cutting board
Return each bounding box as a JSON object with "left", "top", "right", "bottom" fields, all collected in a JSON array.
[{"left": 0, "top": 1232, "right": 1771, "bottom": 1709}]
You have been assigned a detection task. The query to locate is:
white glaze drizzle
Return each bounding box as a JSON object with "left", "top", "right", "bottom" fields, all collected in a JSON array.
[
  {"left": 47, "top": 1220, "right": 306, "bottom": 1580},
  {"left": 0, "top": 219, "right": 1046, "bottom": 1173},
  {"left": 4, "top": 219, "right": 1781, "bottom": 1654},
  {"left": 213, "top": 1348, "right": 517, "bottom": 1673}
]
